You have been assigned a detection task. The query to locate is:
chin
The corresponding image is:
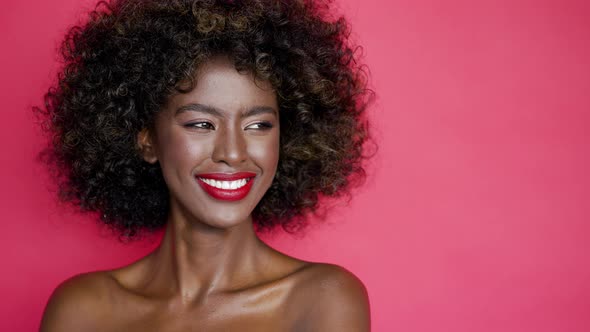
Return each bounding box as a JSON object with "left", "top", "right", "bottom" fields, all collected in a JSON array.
[
  {"left": 166, "top": 176, "right": 270, "bottom": 231},
  {"left": 186, "top": 205, "right": 256, "bottom": 230},
  {"left": 198, "top": 216, "right": 253, "bottom": 231}
]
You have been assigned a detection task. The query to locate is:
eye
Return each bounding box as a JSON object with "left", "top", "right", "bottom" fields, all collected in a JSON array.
[
  {"left": 245, "top": 121, "right": 273, "bottom": 130},
  {"left": 185, "top": 121, "right": 215, "bottom": 130}
]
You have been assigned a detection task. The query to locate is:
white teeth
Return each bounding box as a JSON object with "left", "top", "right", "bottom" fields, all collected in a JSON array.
[{"left": 200, "top": 178, "right": 249, "bottom": 190}]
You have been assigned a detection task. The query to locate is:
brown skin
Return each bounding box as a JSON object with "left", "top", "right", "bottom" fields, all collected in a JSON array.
[{"left": 40, "top": 57, "right": 370, "bottom": 332}]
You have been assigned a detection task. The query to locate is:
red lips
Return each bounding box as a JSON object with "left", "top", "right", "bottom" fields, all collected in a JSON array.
[{"left": 195, "top": 172, "right": 256, "bottom": 201}]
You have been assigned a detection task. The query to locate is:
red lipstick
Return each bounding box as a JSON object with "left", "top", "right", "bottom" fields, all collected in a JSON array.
[{"left": 195, "top": 172, "right": 256, "bottom": 201}]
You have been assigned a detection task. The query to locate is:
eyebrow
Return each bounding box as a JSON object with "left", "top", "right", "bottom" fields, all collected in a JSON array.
[{"left": 175, "top": 103, "right": 277, "bottom": 118}]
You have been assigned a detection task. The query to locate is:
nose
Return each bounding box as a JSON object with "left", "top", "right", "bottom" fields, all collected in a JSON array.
[{"left": 211, "top": 126, "right": 248, "bottom": 165}]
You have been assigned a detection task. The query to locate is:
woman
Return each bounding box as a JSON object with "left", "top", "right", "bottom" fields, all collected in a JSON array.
[{"left": 39, "top": 0, "right": 372, "bottom": 330}]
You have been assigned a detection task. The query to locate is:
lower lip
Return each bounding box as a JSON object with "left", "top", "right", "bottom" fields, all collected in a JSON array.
[{"left": 196, "top": 177, "right": 255, "bottom": 201}]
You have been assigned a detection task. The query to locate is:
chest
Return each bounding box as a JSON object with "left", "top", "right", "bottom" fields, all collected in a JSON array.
[{"left": 101, "top": 288, "right": 303, "bottom": 332}]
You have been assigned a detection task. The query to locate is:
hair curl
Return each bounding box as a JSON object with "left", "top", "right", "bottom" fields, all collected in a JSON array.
[{"left": 38, "top": 0, "right": 372, "bottom": 236}]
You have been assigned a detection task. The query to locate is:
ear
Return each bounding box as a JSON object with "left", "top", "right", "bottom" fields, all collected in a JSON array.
[{"left": 137, "top": 128, "right": 158, "bottom": 164}]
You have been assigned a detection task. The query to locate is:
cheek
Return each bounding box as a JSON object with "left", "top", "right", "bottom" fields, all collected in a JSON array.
[
  {"left": 248, "top": 134, "right": 280, "bottom": 171},
  {"left": 157, "top": 130, "right": 211, "bottom": 173}
]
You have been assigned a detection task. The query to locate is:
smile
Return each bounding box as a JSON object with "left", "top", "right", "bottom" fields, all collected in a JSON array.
[
  {"left": 195, "top": 172, "right": 256, "bottom": 201},
  {"left": 198, "top": 178, "right": 249, "bottom": 190}
]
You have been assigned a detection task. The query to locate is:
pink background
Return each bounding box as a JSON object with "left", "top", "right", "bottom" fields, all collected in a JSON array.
[{"left": 1, "top": 0, "right": 589, "bottom": 331}]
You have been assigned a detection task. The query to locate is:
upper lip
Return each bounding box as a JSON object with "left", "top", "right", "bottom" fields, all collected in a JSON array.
[{"left": 195, "top": 172, "right": 257, "bottom": 181}]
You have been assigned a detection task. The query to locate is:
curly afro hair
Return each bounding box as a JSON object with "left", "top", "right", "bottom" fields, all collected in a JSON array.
[{"left": 38, "top": 0, "right": 372, "bottom": 237}]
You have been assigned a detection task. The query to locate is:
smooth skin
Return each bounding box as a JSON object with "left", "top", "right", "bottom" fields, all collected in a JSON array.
[{"left": 40, "top": 57, "right": 370, "bottom": 332}]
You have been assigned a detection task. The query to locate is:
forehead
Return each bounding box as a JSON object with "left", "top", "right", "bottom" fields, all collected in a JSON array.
[{"left": 165, "top": 56, "right": 278, "bottom": 114}]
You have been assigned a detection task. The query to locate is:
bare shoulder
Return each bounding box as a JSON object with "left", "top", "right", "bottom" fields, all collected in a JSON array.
[
  {"left": 40, "top": 271, "right": 118, "bottom": 332},
  {"left": 291, "top": 263, "right": 371, "bottom": 331}
]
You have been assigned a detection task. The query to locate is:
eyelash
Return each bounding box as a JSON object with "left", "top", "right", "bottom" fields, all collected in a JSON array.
[
  {"left": 185, "top": 121, "right": 215, "bottom": 130},
  {"left": 184, "top": 121, "right": 273, "bottom": 130},
  {"left": 246, "top": 122, "right": 273, "bottom": 130}
]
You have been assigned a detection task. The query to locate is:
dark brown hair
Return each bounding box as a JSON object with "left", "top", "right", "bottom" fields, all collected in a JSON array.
[{"left": 38, "top": 0, "right": 373, "bottom": 236}]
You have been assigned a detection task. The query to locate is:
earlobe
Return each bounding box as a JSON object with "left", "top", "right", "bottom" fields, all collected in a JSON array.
[{"left": 137, "top": 128, "right": 158, "bottom": 164}]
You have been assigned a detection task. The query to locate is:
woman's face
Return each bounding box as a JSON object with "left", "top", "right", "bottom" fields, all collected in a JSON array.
[{"left": 142, "top": 57, "right": 280, "bottom": 229}]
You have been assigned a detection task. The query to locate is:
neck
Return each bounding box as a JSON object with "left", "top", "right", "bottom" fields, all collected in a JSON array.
[{"left": 146, "top": 208, "right": 269, "bottom": 303}]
